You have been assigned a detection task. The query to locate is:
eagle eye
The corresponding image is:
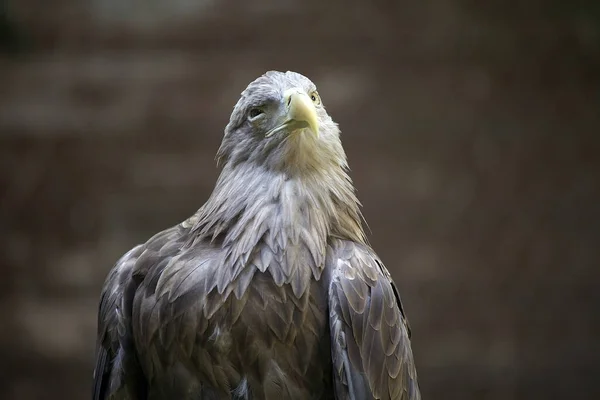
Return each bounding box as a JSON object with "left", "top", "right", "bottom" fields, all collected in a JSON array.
[
  {"left": 310, "top": 91, "right": 321, "bottom": 106},
  {"left": 248, "top": 108, "right": 264, "bottom": 120}
]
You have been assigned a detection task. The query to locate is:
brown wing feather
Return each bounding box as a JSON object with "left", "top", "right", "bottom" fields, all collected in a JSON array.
[{"left": 327, "top": 239, "right": 421, "bottom": 400}]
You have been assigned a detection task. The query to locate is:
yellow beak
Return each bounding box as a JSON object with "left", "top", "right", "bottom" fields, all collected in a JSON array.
[{"left": 283, "top": 88, "right": 319, "bottom": 137}]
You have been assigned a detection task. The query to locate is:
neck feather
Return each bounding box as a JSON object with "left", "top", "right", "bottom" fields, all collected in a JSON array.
[{"left": 191, "top": 160, "right": 365, "bottom": 252}]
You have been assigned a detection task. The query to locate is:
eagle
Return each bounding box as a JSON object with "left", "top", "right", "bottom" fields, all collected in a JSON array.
[{"left": 92, "top": 71, "right": 421, "bottom": 400}]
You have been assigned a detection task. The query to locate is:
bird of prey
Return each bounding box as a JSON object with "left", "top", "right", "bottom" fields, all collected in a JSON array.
[{"left": 92, "top": 71, "right": 420, "bottom": 400}]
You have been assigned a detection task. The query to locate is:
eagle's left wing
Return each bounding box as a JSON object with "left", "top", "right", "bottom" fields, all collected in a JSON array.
[{"left": 327, "top": 239, "right": 421, "bottom": 400}]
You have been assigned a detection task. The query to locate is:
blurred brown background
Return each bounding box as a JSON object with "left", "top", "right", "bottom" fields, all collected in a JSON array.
[{"left": 1, "top": 0, "right": 599, "bottom": 399}]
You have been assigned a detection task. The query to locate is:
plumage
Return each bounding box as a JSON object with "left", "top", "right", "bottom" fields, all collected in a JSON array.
[{"left": 92, "top": 70, "right": 420, "bottom": 399}]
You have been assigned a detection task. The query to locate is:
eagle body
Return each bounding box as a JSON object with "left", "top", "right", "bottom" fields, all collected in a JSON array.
[{"left": 93, "top": 71, "right": 420, "bottom": 400}]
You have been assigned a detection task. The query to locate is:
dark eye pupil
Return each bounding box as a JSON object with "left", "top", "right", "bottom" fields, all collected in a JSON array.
[
  {"left": 249, "top": 108, "right": 263, "bottom": 118},
  {"left": 311, "top": 95, "right": 316, "bottom": 101}
]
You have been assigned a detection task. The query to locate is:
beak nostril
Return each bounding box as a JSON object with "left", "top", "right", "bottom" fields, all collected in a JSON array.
[{"left": 287, "top": 96, "right": 292, "bottom": 107}]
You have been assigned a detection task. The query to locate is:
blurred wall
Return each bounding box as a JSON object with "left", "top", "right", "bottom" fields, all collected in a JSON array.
[{"left": 1, "top": 1, "right": 599, "bottom": 399}]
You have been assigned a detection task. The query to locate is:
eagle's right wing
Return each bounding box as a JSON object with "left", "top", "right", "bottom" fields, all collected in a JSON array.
[{"left": 92, "top": 245, "right": 146, "bottom": 400}]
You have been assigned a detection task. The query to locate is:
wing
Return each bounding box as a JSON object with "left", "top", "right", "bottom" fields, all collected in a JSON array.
[
  {"left": 327, "top": 239, "right": 421, "bottom": 400},
  {"left": 92, "top": 245, "right": 146, "bottom": 400}
]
